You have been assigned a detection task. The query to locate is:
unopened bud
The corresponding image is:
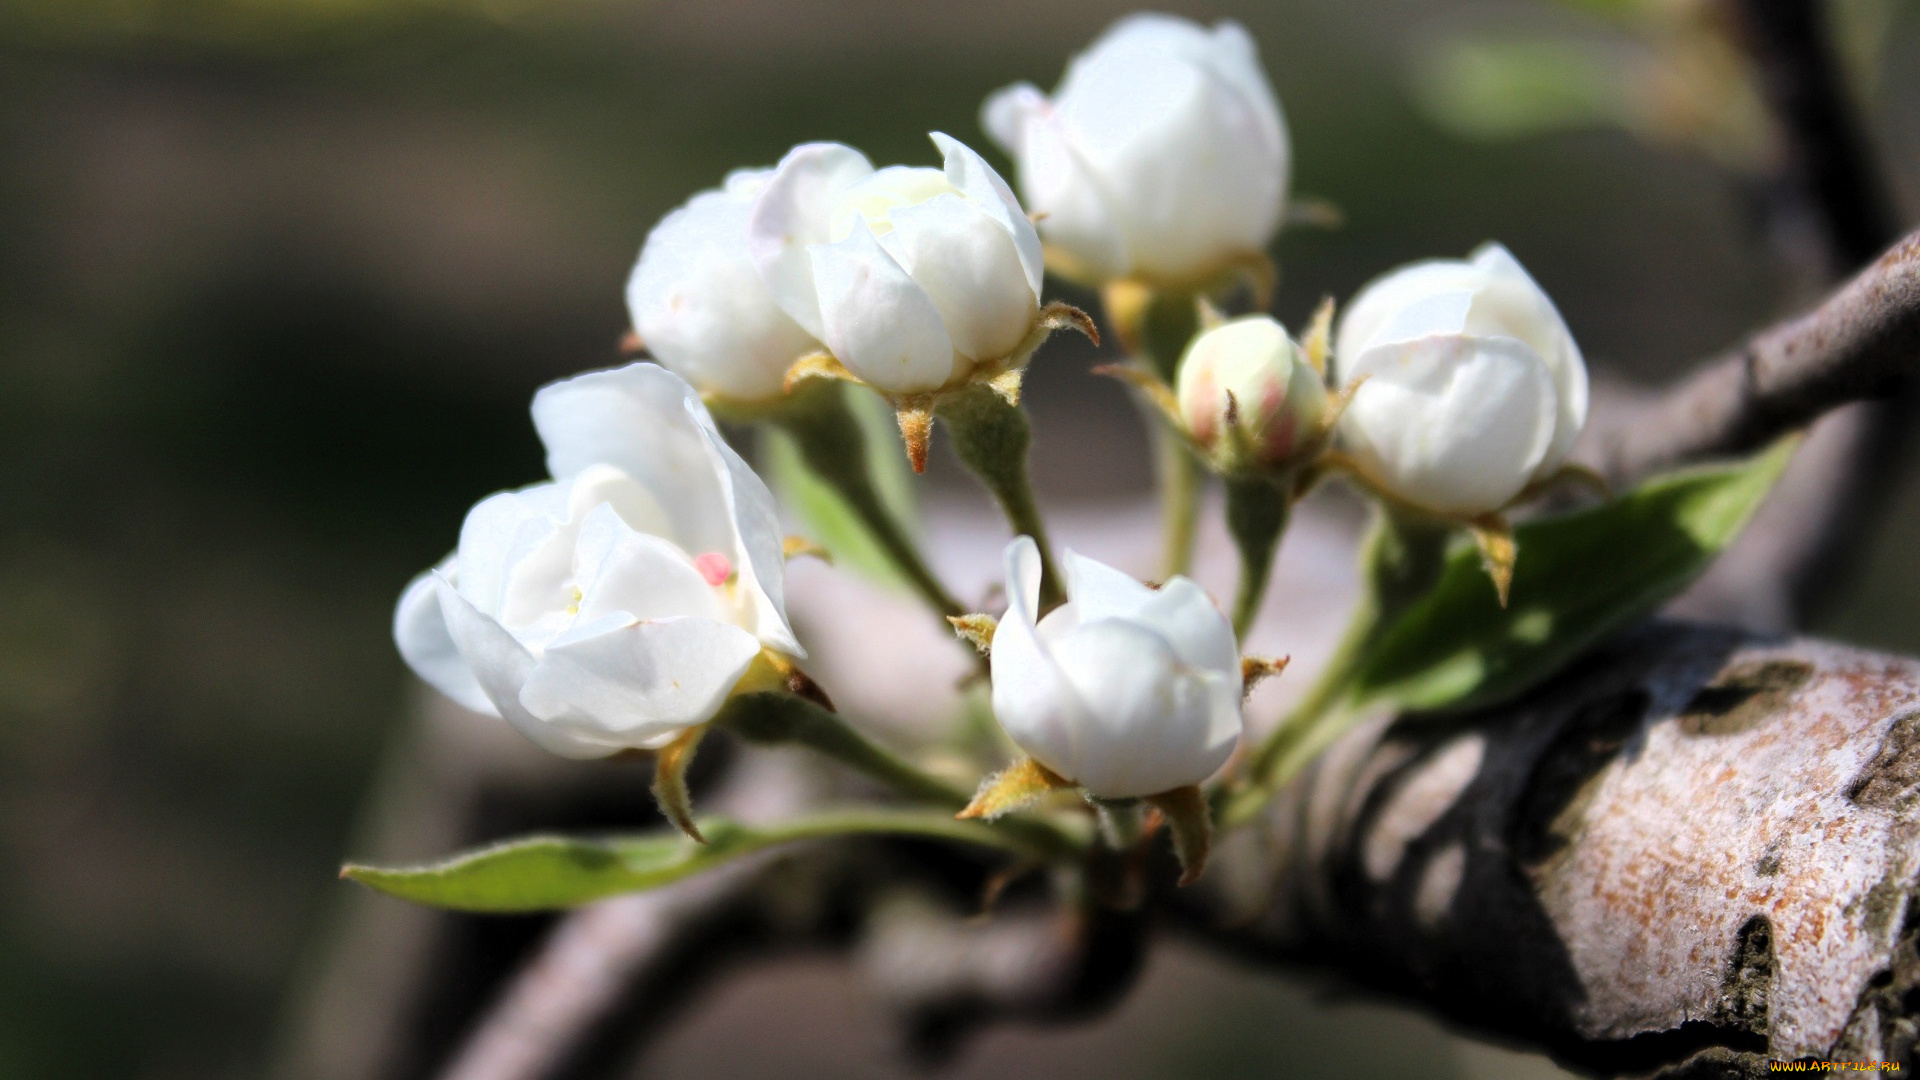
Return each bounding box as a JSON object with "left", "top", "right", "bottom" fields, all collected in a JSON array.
[{"left": 1175, "top": 315, "right": 1329, "bottom": 473}]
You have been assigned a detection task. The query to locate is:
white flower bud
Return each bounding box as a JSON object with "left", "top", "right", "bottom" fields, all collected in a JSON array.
[
  {"left": 989, "top": 537, "right": 1243, "bottom": 798},
  {"left": 393, "top": 363, "right": 800, "bottom": 757},
  {"left": 982, "top": 13, "right": 1289, "bottom": 288},
  {"left": 747, "top": 133, "right": 1044, "bottom": 395},
  {"left": 627, "top": 169, "right": 822, "bottom": 402},
  {"left": 1333, "top": 243, "right": 1589, "bottom": 515},
  {"left": 1176, "top": 315, "right": 1328, "bottom": 471}
]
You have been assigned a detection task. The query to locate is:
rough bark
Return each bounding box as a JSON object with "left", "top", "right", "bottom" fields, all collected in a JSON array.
[{"left": 1192, "top": 621, "right": 1920, "bottom": 1076}]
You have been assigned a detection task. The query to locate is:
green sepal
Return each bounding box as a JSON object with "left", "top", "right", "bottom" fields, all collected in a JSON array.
[{"left": 762, "top": 380, "right": 965, "bottom": 619}]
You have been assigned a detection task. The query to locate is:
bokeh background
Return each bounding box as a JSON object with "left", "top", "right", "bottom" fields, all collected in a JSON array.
[{"left": 1, "top": 0, "right": 1916, "bottom": 1076}]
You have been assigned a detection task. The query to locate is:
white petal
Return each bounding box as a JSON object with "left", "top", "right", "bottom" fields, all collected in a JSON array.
[
  {"left": 532, "top": 364, "right": 738, "bottom": 553},
  {"left": 1537, "top": 333, "right": 1589, "bottom": 480},
  {"left": 393, "top": 561, "right": 497, "bottom": 716},
  {"left": 1049, "top": 618, "right": 1237, "bottom": 797},
  {"left": 1333, "top": 260, "right": 1484, "bottom": 366},
  {"left": 435, "top": 575, "right": 609, "bottom": 758},
  {"left": 570, "top": 505, "right": 728, "bottom": 624},
  {"left": 627, "top": 183, "right": 818, "bottom": 401},
  {"left": 808, "top": 219, "right": 958, "bottom": 393},
  {"left": 694, "top": 398, "right": 803, "bottom": 655},
  {"left": 1341, "top": 335, "right": 1560, "bottom": 514},
  {"left": 1132, "top": 576, "right": 1241, "bottom": 682},
  {"left": 881, "top": 193, "right": 1037, "bottom": 362},
  {"left": 518, "top": 614, "right": 761, "bottom": 747},
  {"left": 980, "top": 81, "right": 1045, "bottom": 156},
  {"left": 1371, "top": 288, "right": 1478, "bottom": 350},
  {"left": 721, "top": 166, "right": 773, "bottom": 198},
  {"left": 1058, "top": 548, "right": 1239, "bottom": 683},
  {"left": 454, "top": 482, "right": 568, "bottom": 621},
  {"left": 530, "top": 364, "right": 799, "bottom": 654},
  {"left": 1462, "top": 244, "right": 1570, "bottom": 363},
  {"left": 1465, "top": 243, "right": 1588, "bottom": 478},
  {"left": 748, "top": 143, "right": 875, "bottom": 341},
  {"left": 989, "top": 536, "right": 1088, "bottom": 782},
  {"left": 1053, "top": 18, "right": 1286, "bottom": 282},
  {"left": 1074, "top": 15, "right": 1284, "bottom": 146},
  {"left": 1017, "top": 110, "right": 1129, "bottom": 281},
  {"left": 1058, "top": 547, "right": 1156, "bottom": 622},
  {"left": 930, "top": 131, "right": 1044, "bottom": 301}
]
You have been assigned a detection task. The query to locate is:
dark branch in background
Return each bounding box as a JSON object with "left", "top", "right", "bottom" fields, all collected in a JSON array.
[
  {"left": 1733, "top": 0, "right": 1900, "bottom": 271},
  {"left": 1700, "top": 0, "right": 1907, "bottom": 625},
  {"left": 432, "top": 864, "right": 766, "bottom": 1080}
]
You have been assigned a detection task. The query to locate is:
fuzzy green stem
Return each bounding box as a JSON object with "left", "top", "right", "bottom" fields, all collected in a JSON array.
[
  {"left": 1156, "top": 432, "right": 1204, "bottom": 580},
  {"left": 716, "top": 691, "right": 1082, "bottom": 856},
  {"left": 1225, "top": 508, "right": 1453, "bottom": 827},
  {"left": 936, "top": 385, "right": 1064, "bottom": 609},
  {"left": 774, "top": 382, "right": 964, "bottom": 619},
  {"left": 719, "top": 691, "right": 969, "bottom": 806},
  {"left": 1110, "top": 288, "right": 1204, "bottom": 579},
  {"left": 1225, "top": 473, "right": 1292, "bottom": 640},
  {"left": 1089, "top": 798, "right": 1144, "bottom": 850}
]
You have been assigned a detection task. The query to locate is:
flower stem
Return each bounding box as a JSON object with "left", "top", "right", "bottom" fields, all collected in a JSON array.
[
  {"left": 716, "top": 690, "right": 1083, "bottom": 856},
  {"left": 936, "top": 384, "right": 1064, "bottom": 609},
  {"left": 1224, "top": 473, "right": 1291, "bottom": 640},
  {"left": 1103, "top": 283, "right": 1204, "bottom": 578},
  {"left": 774, "top": 382, "right": 964, "bottom": 619},
  {"left": 1224, "top": 507, "right": 1453, "bottom": 827},
  {"left": 1156, "top": 431, "right": 1203, "bottom": 579},
  {"left": 719, "top": 689, "right": 968, "bottom": 805}
]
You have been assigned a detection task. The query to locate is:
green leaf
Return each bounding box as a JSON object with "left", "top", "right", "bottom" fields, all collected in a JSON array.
[
  {"left": 762, "top": 387, "right": 919, "bottom": 590},
  {"left": 1412, "top": 38, "right": 1637, "bottom": 141},
  {"left": 1347, "top": 438, "right": 1796, "bottom": 715},
  {"left": 341, "top": 809, "right": 1034, "bottom": 913}
]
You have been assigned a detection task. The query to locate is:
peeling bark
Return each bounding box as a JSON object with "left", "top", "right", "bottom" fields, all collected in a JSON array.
[{"left": 1194, "top": 622, "right": 1920, "bottom": 1076}]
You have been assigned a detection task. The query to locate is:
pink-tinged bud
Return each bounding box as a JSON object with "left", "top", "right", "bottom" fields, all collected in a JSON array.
[{"left": 1175, "top": 315, "right": 1329, "bottom": 472}]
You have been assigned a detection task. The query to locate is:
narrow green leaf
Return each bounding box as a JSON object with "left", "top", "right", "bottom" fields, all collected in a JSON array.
[
  {"left": 342, "top": 809, "right": 1034, "bottom": 913},
  {"left": 1348, "top": 438, "right": 1796, "bottom": 715},
  {"left": 762, "top": 388, "right": 918, "bottom": 590},
  {"left": 1413, "top": 38, "right": 1636, "bottom": 141}
]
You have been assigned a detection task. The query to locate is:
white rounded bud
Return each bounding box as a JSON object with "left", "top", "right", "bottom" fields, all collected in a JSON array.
[
  {"left": 747, "top": 134, "right": 1044, "bottom": 395},
  {"left": 627, "top": 170, "right": 820, "bottom": 402},
  {"left": 989, "top": 537, "right": 1243, "bottom": 798},
  {"left": 1333, "top": 243, "right": 1589, "bottom": 515},
  {"left": 982, "top": 13, "right": 1290, "bottom": 287}
]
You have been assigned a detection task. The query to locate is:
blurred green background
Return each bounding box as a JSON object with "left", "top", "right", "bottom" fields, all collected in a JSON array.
[{"left": 0, "top": 0, "right": 1914, "bottom": 1076}]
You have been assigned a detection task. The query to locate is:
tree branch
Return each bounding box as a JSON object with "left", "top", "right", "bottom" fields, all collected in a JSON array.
[
  {"left": 1587, "top": 226, "right": 1920, "bottom": 484},
  {"left": 1188, "top": 620, "right": 1920, "bottom": 1075},
  {"left": 432, "top": 863, "right": 764, "bottom": 1080}
]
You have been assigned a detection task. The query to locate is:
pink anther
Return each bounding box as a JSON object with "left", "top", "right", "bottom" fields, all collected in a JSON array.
[{"left": 693, "top": 551, "right": 734, "bottom": 586}]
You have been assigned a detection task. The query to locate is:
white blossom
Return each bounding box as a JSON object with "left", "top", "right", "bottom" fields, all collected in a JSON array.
[
  {"left": 989, "top": 537, "right": 1243, "bottom": 798},
  {"left": 393, "top": 363, "right": 799, "bottom": 758},
  {"left": 1176, "top": 314, "right": 1328, "bottom": 470},
  {"left": 1333, "top": 243, "right": 1589, "bottom": 515},
  {"left": 626, "top": 169, "right": 821, "bottom": 402},
  {"left": 747, "top": 133, "right": 1044, "bottom": 395},
  {"left": 982, "top": 13, "right": 1289, "bottom": 287}
]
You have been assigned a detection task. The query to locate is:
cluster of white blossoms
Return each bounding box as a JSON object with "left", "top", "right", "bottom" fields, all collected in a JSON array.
[{"left": 392, "top": 12, "right": 1589, "bottom": 875}]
